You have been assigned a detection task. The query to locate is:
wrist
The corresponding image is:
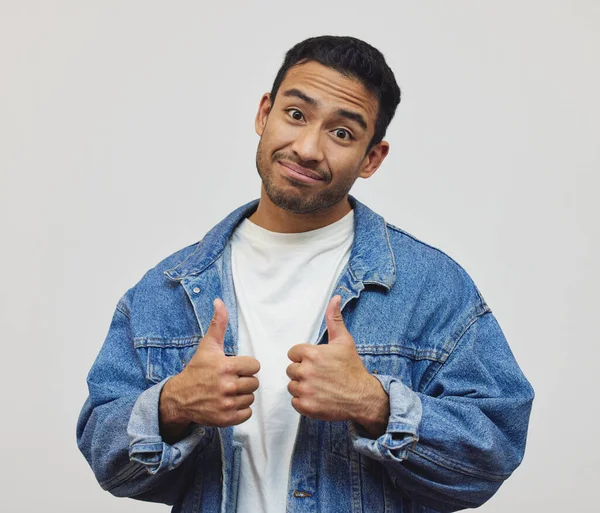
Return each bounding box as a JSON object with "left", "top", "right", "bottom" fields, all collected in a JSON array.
[
  {"left": 159, "top": 375, "right": 191, "bottom": 442},
  {"left": 352, "top": 374, "right": 390, "bottom": 438}
]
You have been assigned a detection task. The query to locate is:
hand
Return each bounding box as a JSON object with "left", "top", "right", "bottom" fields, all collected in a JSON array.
[
  {"left": 159, "top": 298, "right": 260, "bottom": 440},
  {"left": 286, "top": 295, "right": 389, "bottom": 437}
]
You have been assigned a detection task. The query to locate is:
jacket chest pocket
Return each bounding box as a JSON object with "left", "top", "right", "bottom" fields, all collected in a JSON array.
[
  {"left": 360, "top": 352, "right": 414, "bottom": 385},
  {"left": 134, "top": 337, "right": 201, "bottom": 384}
]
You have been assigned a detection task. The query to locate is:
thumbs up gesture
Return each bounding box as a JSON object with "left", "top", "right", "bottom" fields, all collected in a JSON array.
[
  {"left": 286, "top": 296, "right": 389, "bottom": 437},
  {"left": 159, "top": 298, "right": 260, "bottom": 442}
]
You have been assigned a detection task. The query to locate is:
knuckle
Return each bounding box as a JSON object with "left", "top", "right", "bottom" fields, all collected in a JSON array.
[
  {"left": 221, "top": 397, "right": 235, "bottom": 410},
  {"left": 220, "top": 359, "right": 235, "bottom": 375},
  {"left": 222, "top": 381, "right": 237, "bottom": 395},
  {"left": 217, "top": 411, "right": 237, "bottom": 427},
  {"left": 303, "top": 400, "right": 318, "bottom": 416},
  {"left": 296, "top": 381, "right": 306, "bottom": 394},
  {"left": 292, "top": 397, "right": 309, "bottom": 414},
  {"left": 239, "top": 408, "right": 252, "bottom": 423},
  {"left": 297, "top": 381, "right": 312, "bottom": 397},
  {"left": 209, "top": 315, "right": 222, "bottom": 330},
  {"left": 296, "top": 366, "right": 306, "bottom": 380},
  {"left": 305, "top": 346, "right": 318, "bottom": 360}
]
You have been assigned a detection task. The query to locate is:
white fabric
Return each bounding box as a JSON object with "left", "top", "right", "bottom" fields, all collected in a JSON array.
[{"left": 229, "top": 210, "right": 354, "bottom": 513}]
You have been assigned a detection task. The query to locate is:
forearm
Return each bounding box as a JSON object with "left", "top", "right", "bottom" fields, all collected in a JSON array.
[
  {"left": 77, "top": 296, "right": 213, "bottom": 504},
  {"left": 350, "top": 378, "right": 521, "bottom": 512},
  {"left": 351, "top": 374, "right": 390, "bottom": 438},
  {"left": 78, "top": 379, "right": 206, "bottom": 503},
  {"left": 351, "top": 313, "right": 534, "bottom": 511},
  {"left": 159, "top": 376, "right": 192, "bottom": 444},
  {"left": 78, "top": 395, "right": 142, "bottom": 491},
  {"left": 77, "top": 394, "right": 188, "bottom": 502},
  {"left": 380, "top": 390, "right": 529, "bottom": 512},
  {"left": 385, "top": 452, "right": 504, "bottom": 513}
]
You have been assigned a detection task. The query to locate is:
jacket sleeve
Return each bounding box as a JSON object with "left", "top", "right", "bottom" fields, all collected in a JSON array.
[
  {"left": 350, "top": 311, "right": 534, "bottom": 512},
  {"left": 76, "top": 297, "right": 207, "bottom": 504}
]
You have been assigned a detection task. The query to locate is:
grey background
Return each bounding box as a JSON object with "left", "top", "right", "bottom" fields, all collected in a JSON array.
[{"left": 1, "top": 1, "right": 598, "bottom": 511}]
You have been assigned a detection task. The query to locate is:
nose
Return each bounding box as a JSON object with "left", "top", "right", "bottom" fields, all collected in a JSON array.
[{"left": 290, "top": 126, "right": 324, "bottom": 163}]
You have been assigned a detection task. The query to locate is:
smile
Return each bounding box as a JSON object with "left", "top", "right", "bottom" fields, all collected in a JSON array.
[{"left": 278, "top": 161, "right": 324, "bottom": 183}]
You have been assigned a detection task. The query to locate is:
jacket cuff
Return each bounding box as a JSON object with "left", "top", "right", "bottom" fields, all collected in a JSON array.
[
  {"left": 350, "top": 374, "right": 422, "bottom": 462},
  {"left": 127, "top": 377, "right": 206, "bottom": 474}
]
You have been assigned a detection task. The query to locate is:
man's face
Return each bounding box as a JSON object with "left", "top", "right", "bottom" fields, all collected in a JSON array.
[{"left": 254, "top": 61, "right": 388, "bottom": 214}]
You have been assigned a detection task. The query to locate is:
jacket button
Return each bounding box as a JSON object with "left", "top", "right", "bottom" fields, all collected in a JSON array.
[{"left": 192, "top": 287, "right": 200, "bottom": 294}]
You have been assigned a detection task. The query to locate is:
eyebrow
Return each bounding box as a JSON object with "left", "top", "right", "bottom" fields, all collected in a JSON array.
[{"left": 281, "top": 88, "right": 368, "bottom": 132}]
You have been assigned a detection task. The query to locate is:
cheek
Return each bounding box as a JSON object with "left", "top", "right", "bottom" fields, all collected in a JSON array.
[
  {"left": 262, "top": 127, "right": 297, "bottom": 156},
  {"left": 268, "top": 117, "right": 297, "bottom": 140},
  {"left": 327, "top": 152, "right": 363, "bottom": 182}
]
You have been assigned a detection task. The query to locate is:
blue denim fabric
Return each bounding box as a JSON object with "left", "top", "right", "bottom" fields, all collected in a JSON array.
[{"left": 77, "top": 196, "right": 534, "bottom": 513}]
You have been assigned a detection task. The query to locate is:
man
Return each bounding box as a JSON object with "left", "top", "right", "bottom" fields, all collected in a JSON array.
[{"left": 77, "top": 35, "right": 534, "bottom": 512}]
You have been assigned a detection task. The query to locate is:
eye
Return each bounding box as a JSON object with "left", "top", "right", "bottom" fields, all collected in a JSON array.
[
  {"left": 287, "top": 108, "right": 304, "bottom": 121},
  {"left": 333, "top": 128, "right": 354, "bottom": 141}
]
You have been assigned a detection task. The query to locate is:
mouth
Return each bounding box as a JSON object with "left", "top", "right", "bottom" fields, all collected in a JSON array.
[{"left": 278, "top": 160, "right": 324, "bottom": 183}]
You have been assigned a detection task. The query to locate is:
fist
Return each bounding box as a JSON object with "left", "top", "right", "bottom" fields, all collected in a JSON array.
[
  {"left": 286, "top": 295, "right": 376, "bottom": 422},
  {"left": 160, "top": 298, "right": 260, "bottom": 430}
]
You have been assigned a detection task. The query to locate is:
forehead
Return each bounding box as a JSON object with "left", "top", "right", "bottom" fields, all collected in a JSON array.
[{"left": 277, "top": 61, "right": 378, "bottom": 128}]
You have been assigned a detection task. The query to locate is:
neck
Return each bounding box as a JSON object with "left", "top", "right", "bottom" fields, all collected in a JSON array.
[{"left": 249, "top": 186, "right": 352, "bottom": 233}]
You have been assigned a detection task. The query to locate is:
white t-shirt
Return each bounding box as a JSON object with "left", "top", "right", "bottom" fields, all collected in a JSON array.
[{"left": 229, "top": 210, "right": 354, "bottom": 513}]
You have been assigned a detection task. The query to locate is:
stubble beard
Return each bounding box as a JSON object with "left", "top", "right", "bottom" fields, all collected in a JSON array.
[{"left": 255, "top": 138, "right": 359, "bottom": 215}]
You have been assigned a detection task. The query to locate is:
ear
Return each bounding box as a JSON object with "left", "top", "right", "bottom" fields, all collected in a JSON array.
[
  {"left": 357, "top": 141, "right": 390, "bottom": 179},
  {"left": 255, "top": 93, "right": 272, "bottom": 137}
]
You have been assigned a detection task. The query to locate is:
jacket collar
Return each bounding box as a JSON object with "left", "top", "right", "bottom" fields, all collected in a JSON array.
[{"left": 164, "top": 196, "right": 396, "bottom": 289}]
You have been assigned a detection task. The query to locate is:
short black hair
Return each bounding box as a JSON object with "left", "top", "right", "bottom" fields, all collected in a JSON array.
[{"left": 269, "top": 35, "right": 401, "bottom": 153}]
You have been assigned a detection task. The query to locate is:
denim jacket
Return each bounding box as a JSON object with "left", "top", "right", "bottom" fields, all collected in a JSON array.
[{"left": 77, "top": 197, "right": 534, "bottom": 513}]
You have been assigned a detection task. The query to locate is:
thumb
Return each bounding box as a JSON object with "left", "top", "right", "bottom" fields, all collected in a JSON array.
[
  {"left": 325, "top": 295, "right": 352, "bottom": 344},
  {"left": 202, "top": 298, "right": 228, "bottom": 351}
]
